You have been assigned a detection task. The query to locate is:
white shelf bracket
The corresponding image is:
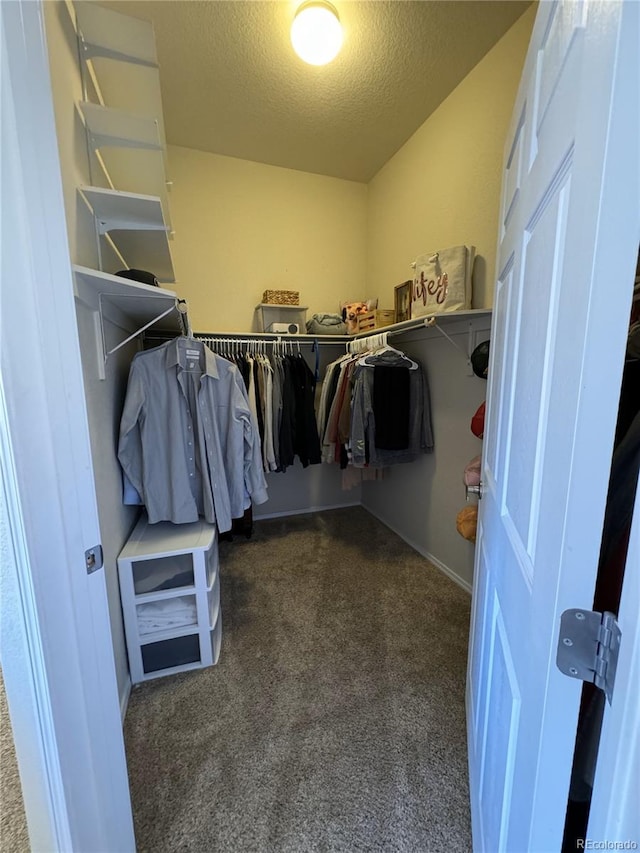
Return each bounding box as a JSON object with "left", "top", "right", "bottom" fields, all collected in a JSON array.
[
  {"left": 97, "top": 293, "right": 184, "bottom": 378},
  {"left": 423, "top": 317, "right": 475, "bottom": 374}
]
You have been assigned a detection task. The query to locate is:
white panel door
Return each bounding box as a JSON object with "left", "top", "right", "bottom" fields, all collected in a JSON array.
[{"left": 467, "top": 2, "right": 639, "bottom": 851}]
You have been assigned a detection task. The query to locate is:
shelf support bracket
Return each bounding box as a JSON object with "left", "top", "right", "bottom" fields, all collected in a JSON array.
[
  {"left": 423, "top": 317, "right": 475, "bottom": 374},
  {"left": 97, "top": 293, "right": 182, "bottom": 379}
]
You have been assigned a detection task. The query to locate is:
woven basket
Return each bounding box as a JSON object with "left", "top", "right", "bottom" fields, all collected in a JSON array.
[{"left": 262, "top": 289, "right": 299, "bottom": 306}]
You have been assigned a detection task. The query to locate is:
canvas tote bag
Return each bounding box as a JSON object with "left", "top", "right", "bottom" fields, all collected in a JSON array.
[{"left": 411, "top": 245, "right": 475, "bottom": 317}]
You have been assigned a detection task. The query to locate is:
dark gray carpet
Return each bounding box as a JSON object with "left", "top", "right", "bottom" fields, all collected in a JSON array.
[
  {"left": 0, "top": 671, "right": 30, "bottom": 853},
  {"left": 124, "top": 507, "right": 472, "bottom": 852}
]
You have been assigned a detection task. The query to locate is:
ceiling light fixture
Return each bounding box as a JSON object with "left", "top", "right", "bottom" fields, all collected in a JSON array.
[{"left": 291, "top": 1, "right": 343, "bottom": 66}]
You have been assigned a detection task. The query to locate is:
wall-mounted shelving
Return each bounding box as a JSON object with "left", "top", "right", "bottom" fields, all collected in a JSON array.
[
  {"left": 353, "top": 308, "right": 492, "bottom": 339},
  {"left": 255, "top": 303, "right": 310, "bottom": 310},
  {"left": 197, "top": 309, "right": 493, "bottom": 371},
  {"left": 74, "top": 2, "right": 167, "bottom": 146},
  {"left": 72, "top": 0, "right": 178, "bottom": 369},
  {"left": 79, "top": 186, "right": 175, "bottom": 283},
  {"left": 73, "top": 265, "right": 186, "bottom": 379},
  {"left": 78, "top": 102, "right": 172, "bottom": 230},
  {"left": 79, "top": 101, "right": 163, "bottom": 152},
  {"left": 75, "top": 1, "right": 158, "bottom": 67},
  {"left": 349, "top": 309, "right": 492, "bottom": 373},
  {"left": 255, "top": 303, "right": 309, "bottom": 333},
  {"left": 200, "top": 308, "right": 492, "bottom": 342},
  {"left": 73, "top": 0, "right": 179, "bottom": 360},
  {"left": 73, "top": 265, "right": 182, "bottom": 327}
]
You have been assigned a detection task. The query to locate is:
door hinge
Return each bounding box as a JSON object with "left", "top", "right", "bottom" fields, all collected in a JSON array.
[
  {"left": 556, "top": 609, "right": 621, "bottom": 704},
  {"left": 85, "top": 544, "right": 103, "bottom": 575}
]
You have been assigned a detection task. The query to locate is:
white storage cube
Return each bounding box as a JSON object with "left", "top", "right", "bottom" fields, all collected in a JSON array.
[
  {"left": 208, "top": 573, "right": 220, "bottom": 630},
  {"left": 118, "top": 515, "right": 221, "bottom": 683},
  {"left": 255, "top": 303, "right": 308, "bottom": 333},
  {"left": 136, "top": 594, "right": 198, "bottom": 636},
  {"left": 211, "top": 611, "right": 222, "bottom": 666},
  {"left": 131, "top": 552, "right": 194, "bottom": 594}
]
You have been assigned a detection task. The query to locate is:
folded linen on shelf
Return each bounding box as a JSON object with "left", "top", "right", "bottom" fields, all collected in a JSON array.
[{"left": 137, "top": 597, "right": 197, "bottom": 634}]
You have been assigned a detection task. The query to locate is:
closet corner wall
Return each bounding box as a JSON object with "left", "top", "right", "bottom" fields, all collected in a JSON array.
[
  {"left": 361, "top": 314, "right": 492, "bottom": 592},
  {"left": 43, "top": 0, "right": 179, "bottom": 709}
]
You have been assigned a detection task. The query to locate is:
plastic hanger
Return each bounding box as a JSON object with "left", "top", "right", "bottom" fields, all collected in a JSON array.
[{"left": 358, "top": 332, "right": 419, "bottom": 370}]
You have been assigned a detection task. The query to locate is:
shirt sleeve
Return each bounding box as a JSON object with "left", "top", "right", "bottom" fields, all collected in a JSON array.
[
  {"left": 231, "top": 373, "right": 269, "bottom": 505},
  {"left": 117, "top": 359, "right": 146, "bottom": 501},
  {"left": 350, "top": 367, "right": 369, "bottom": 467}
]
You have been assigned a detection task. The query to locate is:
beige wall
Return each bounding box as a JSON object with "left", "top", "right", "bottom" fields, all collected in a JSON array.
[
  {"left": 44, "top": 1, "right": 140, "bottom": 709},
  {"left": 168, "top": 6, "right": 534, "bottom": 331},
  {"left": 167, "top": 147, "right": 368, "bottom": 332},
  {"left": 366, "top": 5, "right": 535, "bottom": 312},
  {"left": 361, "top": 6, "right": 534, "bottom": 589}
]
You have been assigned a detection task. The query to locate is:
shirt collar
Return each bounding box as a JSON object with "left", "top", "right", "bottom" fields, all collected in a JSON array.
[
  {"left": 202, "top": 344, "right": 220, "bottom": 379},
  {"left": 165, "top": 338, "right": 220, "bottom": 379}
]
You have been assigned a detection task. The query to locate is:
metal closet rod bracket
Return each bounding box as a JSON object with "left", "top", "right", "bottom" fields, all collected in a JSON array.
[{"left": 96, "top": 292, "right": 187, "bottom": 380}]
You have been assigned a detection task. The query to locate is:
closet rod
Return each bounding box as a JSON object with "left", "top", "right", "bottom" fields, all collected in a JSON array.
[
  {"left": 196, "top": 336, "right": 326, "bottom": 356},
  {"left": 194, "top": 332, "right": 346, "bottom": 345}
]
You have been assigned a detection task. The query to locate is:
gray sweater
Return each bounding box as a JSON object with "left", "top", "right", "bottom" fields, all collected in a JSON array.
[{"left": 350, "top": 350, "right": 433, "bottom": 467}]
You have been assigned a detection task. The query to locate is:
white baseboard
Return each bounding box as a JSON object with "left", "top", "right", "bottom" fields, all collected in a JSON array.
[
  {"left": 119, "top": 676, "right": 131, "bottom": 722},
  {"left": 422, "top": 549, "right": 473, "bottom": 595},
  {"left": 254, "top": 501, "right": 361, "bottom": 521},
  {"left": 362, "top": 504, "right": 472, "bottom": 595}
]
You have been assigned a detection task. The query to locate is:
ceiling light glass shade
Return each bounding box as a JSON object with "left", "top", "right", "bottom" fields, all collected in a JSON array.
[{"left": 291, "top": 2, "right": 343, "bottom": 66}]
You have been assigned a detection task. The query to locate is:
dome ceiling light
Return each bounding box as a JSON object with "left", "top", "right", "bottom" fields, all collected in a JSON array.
[{"left": 291, "top": 1, "right": 343, "bottom": 66}]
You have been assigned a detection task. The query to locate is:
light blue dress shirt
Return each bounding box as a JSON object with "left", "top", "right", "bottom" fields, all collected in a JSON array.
[{"left": 118, "top": 338, "right": 268, "bottom": 531}]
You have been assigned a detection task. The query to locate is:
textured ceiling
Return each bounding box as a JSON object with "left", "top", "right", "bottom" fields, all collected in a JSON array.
[{"left": 102, "top": 1, "right": 531, "bottom": 183}]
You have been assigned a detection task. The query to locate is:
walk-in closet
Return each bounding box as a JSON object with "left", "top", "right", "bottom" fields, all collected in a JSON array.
[
  {"left": 2, "top": 1, "right": 639, "bottom": 851},
  {"left": 40, "top": 3, "right": 514, "bottom": 845}
]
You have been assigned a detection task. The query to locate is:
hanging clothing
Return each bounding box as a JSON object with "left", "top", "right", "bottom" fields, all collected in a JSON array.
[
  {"left": 260, "top": 357, "right": 277, "bottom": 473},
  {"left": 321, "top": 354, "right": 357, "bottom": 464},
  {"left": 269, "top": 352, "right": 321, "bottom": 472},
  {"left": 373, "top": 364, "right": 410, "bottom": 450},
  {"left": 271, "top": 354, "right": 284, "bottom": 471},
  {"left": 317, "top": 356, "right": 344, "bottom": 440},
  {"left": 277, "top": 355, "right": 297, "bottom": 471},
  {"left": 118, "top": 337, "right": 267, "bottom": 531},
  {"left": 291, "top": 354, "right": 322, "bottom": 467},
  {"left": 350, "top": 349, "right": 433, "bottom": 467},
  {"left": 318, "top": 345, "right": 433, "bottom": 472}
]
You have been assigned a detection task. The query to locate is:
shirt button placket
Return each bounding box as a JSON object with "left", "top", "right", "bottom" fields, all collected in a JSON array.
[{"left": 186, "top": 409, "right": 195, "bottom": 476}]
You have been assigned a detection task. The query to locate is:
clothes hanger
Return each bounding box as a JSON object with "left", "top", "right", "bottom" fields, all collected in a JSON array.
[{"left": 358, "top": 332, "right": 419, "bottom": 369}]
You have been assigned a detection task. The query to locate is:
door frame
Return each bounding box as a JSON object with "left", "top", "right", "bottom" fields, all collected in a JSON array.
[
  {"left": 589, "top": 485, "right": 640, "bottom": 844},
  {"left": 0, "top": 2, "right": 134, "bottom": 850}
]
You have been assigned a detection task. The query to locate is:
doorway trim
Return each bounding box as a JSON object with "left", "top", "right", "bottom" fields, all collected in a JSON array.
[{"left": 0, "top": 2, "right": 135, "bottom": 849}]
